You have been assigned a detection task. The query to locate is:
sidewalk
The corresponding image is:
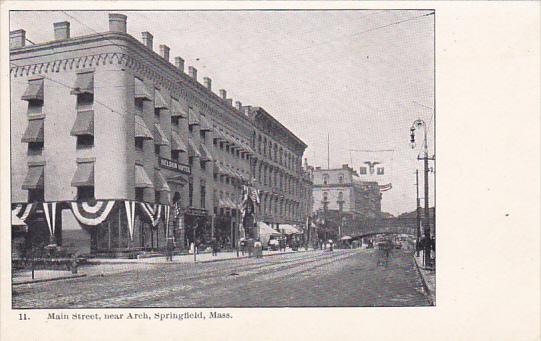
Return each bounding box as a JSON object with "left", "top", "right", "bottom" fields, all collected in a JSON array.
[
  {"left": 413, "top": 251, "right": 436, "bottom": 305},
  {"left": 12, "top": 247, "right": 317, "bottom": 285}
]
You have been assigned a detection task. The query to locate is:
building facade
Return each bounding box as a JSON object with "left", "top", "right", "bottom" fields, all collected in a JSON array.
[
  {"left": 10, "top": 13, "right": 312, "bottom": 257},
  {"left": 312, "top": 164, "right": 382, "bottom": 220}
]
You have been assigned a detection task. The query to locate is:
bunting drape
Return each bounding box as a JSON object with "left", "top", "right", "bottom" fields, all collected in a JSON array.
[
  {"left": 43, "top": 202, "right": 57, "bottom": 236},
  {"left": 70, "top": 200, "right": 116, "bottom": 226},
  {"left": 11, "top": 203, "right": 37, "bottom": 223},
  {"left": 124, "top": 201, "right": 136, "bottom": 240},
  {"left": 138, "top": 202, "right": 164, "bottom": 228}
]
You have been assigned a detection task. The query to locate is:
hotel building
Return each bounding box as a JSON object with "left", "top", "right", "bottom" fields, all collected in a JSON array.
[{"left": 10, "top": 13, "right": 312, "bottom": 257}]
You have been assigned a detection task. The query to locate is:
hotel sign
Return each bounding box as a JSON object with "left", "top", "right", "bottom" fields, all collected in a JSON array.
[{"left": 159, "top": 157, "right": 191, "bottom": 175}]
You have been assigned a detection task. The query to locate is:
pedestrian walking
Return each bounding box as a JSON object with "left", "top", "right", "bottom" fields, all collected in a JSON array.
[
  {"left": 240, "top": 238, "right": 246, "bottom": 255},
  {"left": 165, "top": 238, "right": 174, "bottom": 261},
  {"left": 211, "top": 237, "right": 219, "bottom": 256}
]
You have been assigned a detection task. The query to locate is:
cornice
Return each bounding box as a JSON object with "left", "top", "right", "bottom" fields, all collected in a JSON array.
[{"left": 10, "top": 32, "right": 253, "bottom": 131}]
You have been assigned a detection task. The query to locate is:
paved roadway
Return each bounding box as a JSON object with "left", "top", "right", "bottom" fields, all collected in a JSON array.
[{"left": 12, "top": 249, "right": 430, "bottom": 308}]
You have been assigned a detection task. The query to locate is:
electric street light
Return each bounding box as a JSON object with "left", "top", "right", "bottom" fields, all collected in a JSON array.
[{"left": 410, "top": 119, "right": 433, "bottom": 267}]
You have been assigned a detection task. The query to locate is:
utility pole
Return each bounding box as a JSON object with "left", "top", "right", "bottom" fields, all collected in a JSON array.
[
  {"left": 423, "top": 153, "right": 430, "bottom": 266},
  {"left": 416, "top": 169, "right": 421, "bottom": 257},
  {"left": 410, "top": 119, "right": 434, "bottom": 267},
  {"left": 327, "top": 133, "right": 330, "bottom": 170}
]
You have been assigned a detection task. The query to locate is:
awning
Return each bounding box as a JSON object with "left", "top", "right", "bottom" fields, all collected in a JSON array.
[
  {"left": 279, "top": 224, "right": 300, "bottom": 235},
  {"left": 21, "top": 79, "right": 44, "bottom": 101},
  {"left": 223, "top": 165, "right": 238, "bottom": 179},
  {"left": 171, "top": 131, "right": 187, "bottom": 152},
  {"left": 258, "top": 221, "right": 281, "bottom": 236},
  {"left": 199, "top": 115, "right": 213, "bottom": 132},
  {"left": 214, "top": 163, "right": 230, "bottom": 177},
  {"left": 153, "top": 123, "right": 170, "bottom": 146},
  {"left": 218, "top": 198, "right": 231, "bottom": 209},
  {"left": 187, "top": 138, "right": 201, "bottom": 158},
  {"left": 227, "top": 135, "right": 241, "bottom": 150},
  {"left": 22, "top": 166, "right": 44, "bottom": 190},
  {"left": 188, "top": 108, "right": 199, "bottom": 126},
  {"left": 213, "top": 129, "right": 228, "bottom": 143},
  {"left": 226, "top": 198, "right": 239, "bottom": 209},
  {"left": 70, "top": 72, "right": 94, "bottom": 95},
  {"left": 155, "top": 171, "right": 171, "bottom": 192},
  {"left": 154, "top": 88, "right": 168, "bottom": 109},
  {"left": 70, "top": 110, "right": 94, "bottom": 136},
  {"left": 71, "top": 162, "right": 94, "bottom": 187},
  {"left": 135, "top": 115, "right": 153, "bottom": 140},
  {"left": 170, "top": 99, "right": 188, "bottom": 118},
  {"left": 134, "top": 77, "right": 152, "bottom": 101},
  {"left": 199, "top": 143, "right": 214, "bottom": 162},
  {"left": 135, "top": 164, "right": 154, "bottom": 188},
  {"left": 240, "top": 140, "right": 256, "bottom": 155},
  {"left": 21, "top": 118, "right": 44, "bottom": 143}
]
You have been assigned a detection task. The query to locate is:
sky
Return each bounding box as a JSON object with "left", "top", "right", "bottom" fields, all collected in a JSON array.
[{"left": 11, "top": 10, "right": 435, "bottom": 215}]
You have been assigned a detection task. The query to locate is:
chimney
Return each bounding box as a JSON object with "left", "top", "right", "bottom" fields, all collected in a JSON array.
[
  {"left": 188, "top": 66, "right": 197, "bottom": 80},
  {"left": 243, "top": 106, "right": 251, "bottom": 116},
  {"left": 159, "top": 44, "right": 170, "bottom": 61},
  {"left": 10, "top": 29, "right": 26, "bottom": 49},
  {"left": 235, "top": 101, "right": 242, "bottom": 111},
  {"left": 109, "top": 13, "right": 127, "bottom": 33},
  {"left": 174, "top": 57, "right": 184, "bottom": 72},
  {"left": 141, "top": 32, "right": 153, "bottom": 50},
  {"left": 342, "top": 164, "right": 349, "bottom": 169},
  {"left": 53, "top": 21, "right": 70, "bottom": 40},
  {"left": 219, "top": 89, "right": 227, "bottom": 100},
  {"left": 226, "top": 99, "right": 233, "bottom": 106},
  {"left": 203, "top": 77, "right": 212, "bottom": 90}
]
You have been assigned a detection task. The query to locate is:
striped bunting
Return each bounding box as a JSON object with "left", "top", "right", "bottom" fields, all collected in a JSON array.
[
  {"left": 70, "top": 200, "right": 116, "bottom": 226},
  {"left": 12, "top": 203, "right": 37, "bottom": 223},
  {"left": 138, "top": 202, "right": 164, "bottom": 227}
]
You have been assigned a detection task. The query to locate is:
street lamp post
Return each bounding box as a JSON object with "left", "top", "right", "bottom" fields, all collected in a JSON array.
[
  {"left": 410, "top": 119, "right": 434, "bottom": 267},
  {"left": 338, "top": 200, "right": 344, "bottom": 240},
  {"left": 321, "top": 198, "right": 329, "bottom": 244}
]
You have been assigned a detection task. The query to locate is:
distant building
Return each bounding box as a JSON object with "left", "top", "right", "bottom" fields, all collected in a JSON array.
[{"left": 312, "top": 164, "right": 381, "bottom": 219}]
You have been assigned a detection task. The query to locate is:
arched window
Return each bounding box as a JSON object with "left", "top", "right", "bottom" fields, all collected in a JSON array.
[
  {"left": 338, "top": 191, "right": 344, "bottom": 201},
  {"left": 323, "top": 191, "right": 328, "bottom": 201},
  {"left": 323, "top": 174, "right": 329, "bottom": 185},
  {"left": 338, "top": 174, "right": 344, "bottom": 184}
]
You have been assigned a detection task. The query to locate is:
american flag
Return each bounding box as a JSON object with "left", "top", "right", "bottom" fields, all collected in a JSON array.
[{"left": 173, "top": 202, "right": 182, "bottom": 218}]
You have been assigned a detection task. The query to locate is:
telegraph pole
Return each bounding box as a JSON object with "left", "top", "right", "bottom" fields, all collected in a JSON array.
[
  {"left": 415, "top": 170, "right": 421, "bottom": 257},
  {"left": 410, "top": 119, "right": 434, "bottom": 267}
]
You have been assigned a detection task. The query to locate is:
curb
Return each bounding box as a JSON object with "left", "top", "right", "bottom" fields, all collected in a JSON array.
[
  {"left": 413, "top": 256, "right": 435, "bottom": 306},
  {"left": 13, "top": 273, "right": 87, "bottom": 286},
  {"left": 195, "top": 249, "right": 318, "bottom": 264},
  {"left": 88, "top": 249, "right": 318, "bottom": 265}
]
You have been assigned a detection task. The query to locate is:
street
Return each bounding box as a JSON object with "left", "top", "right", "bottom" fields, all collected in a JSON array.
[{"left": 13, "top": 249, "right": 430, "bottom": 308}]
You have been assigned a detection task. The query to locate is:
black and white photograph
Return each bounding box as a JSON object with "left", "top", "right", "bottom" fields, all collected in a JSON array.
[
  {"left": 1, "top": 3, "right": 539, "bottom": 341},
  {"left": 8, "top": 9, "right": 436, "bottom": 309}
]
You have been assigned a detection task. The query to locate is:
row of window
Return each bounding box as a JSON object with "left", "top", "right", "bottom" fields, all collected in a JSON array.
[
  {"left": 258, "top": 197, "right": 302, "bottom": 219},
  {"left": 256, "top": 134, "right": 300, "bottom": 173},
  {"left": 322, "top": 191, "right": 345, "bottom": 202},
  {"left": 256, "top": 163, "right": 301, "bottom": 196}
]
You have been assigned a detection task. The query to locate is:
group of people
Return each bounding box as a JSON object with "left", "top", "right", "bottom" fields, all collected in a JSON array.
[
  {"left": 315, "top": 239, "right": 334, "bottom": 251},
  {"left": 239, "top": 238, "right": 264, "bottom": 258}
]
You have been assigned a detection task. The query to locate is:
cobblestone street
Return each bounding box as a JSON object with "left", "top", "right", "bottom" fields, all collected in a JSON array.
[{"left": 13, "top": 249, "right": 429, "bottom": 308}]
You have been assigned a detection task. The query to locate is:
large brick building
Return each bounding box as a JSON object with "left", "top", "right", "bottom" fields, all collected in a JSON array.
[{"left": 10, "top": 13, "right": 312, "bottom": 257}]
